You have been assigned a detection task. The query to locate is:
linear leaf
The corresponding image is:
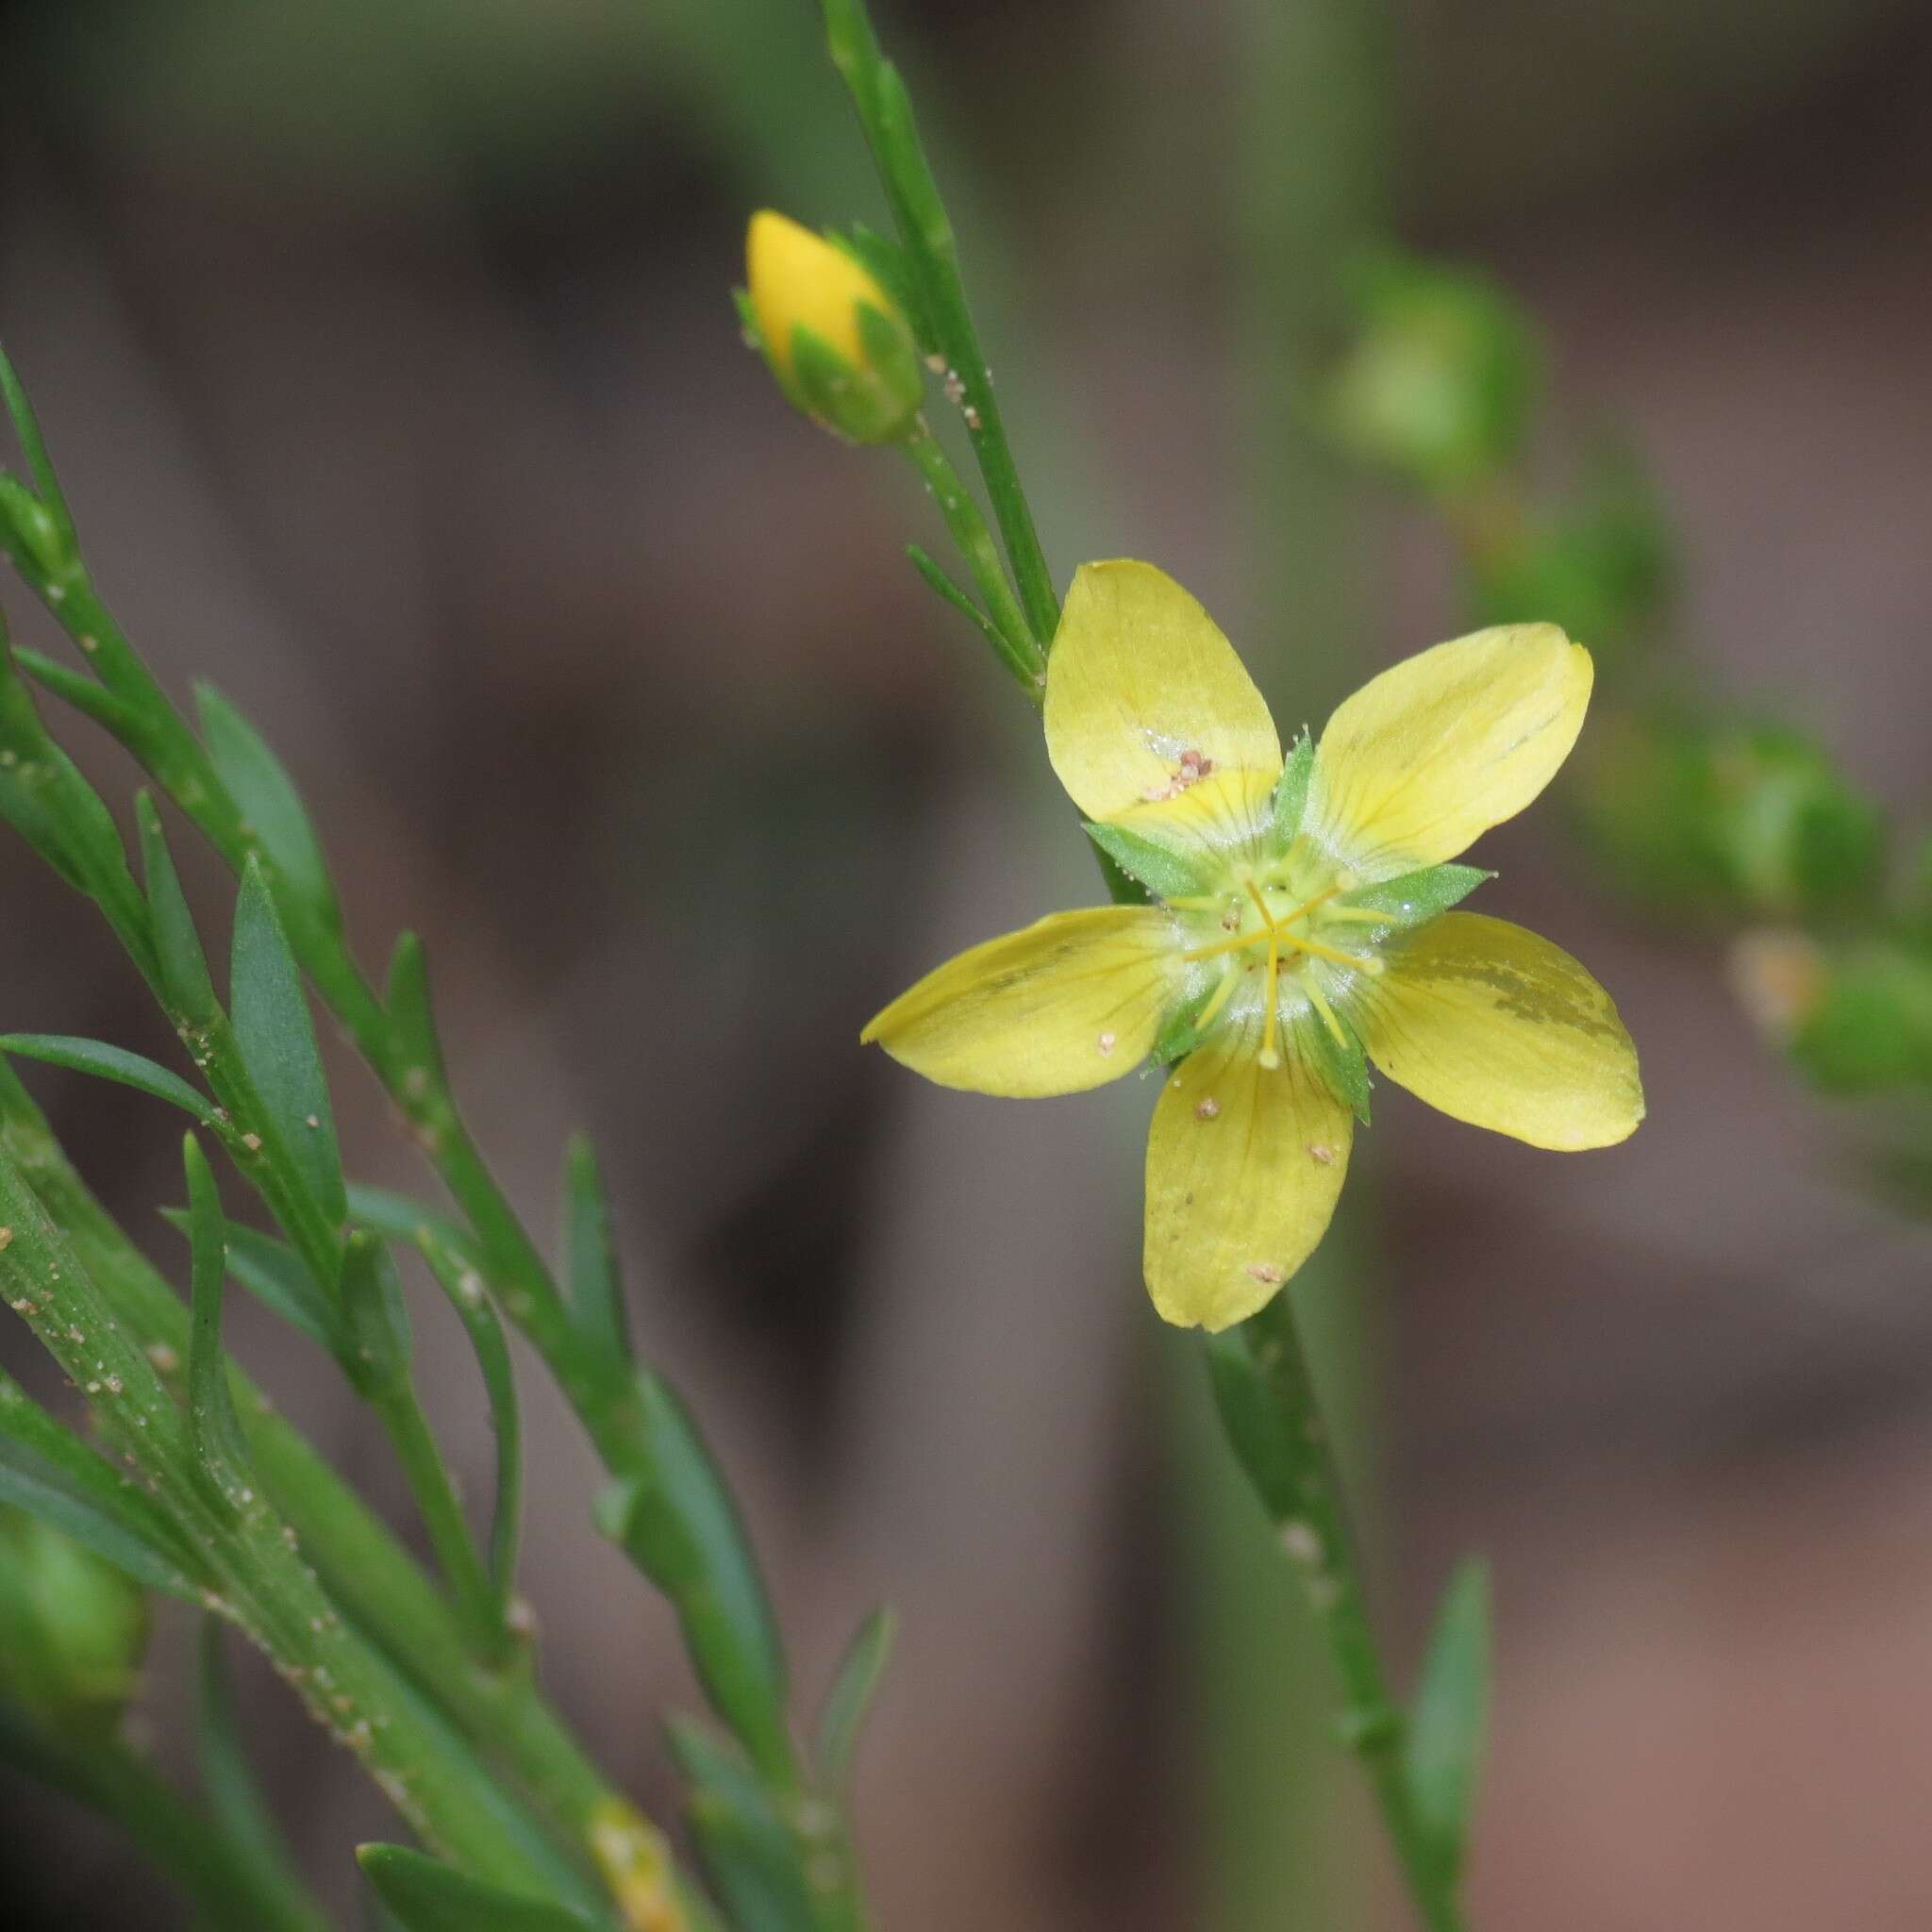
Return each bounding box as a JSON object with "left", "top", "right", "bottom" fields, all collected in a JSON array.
[
  {"left": 384, "top": 932, "right": 447, "bottom": 1087},
  {"left": 667, "top": 1723, "right": 817, "bottom": 1932},
  {"left": 184, "top": 1134, "right": 254, "bottom": 1491},
  {"left": 0, "top": 1034, "right": 218, "bottom": 1125},
  {"left": 160, "top": 1209, "right": 345, "bottom": 1361},
  {"left": 814, "top": 1605, "right": 896, "bottom": 1790},
  {"left": 136, "top": 792, "right": 221, "bottom": 1025},
  {"left": 230, "top": 858, "right": 345, "bottom": 1225},
  {"left": 356, "top": 1845, "right": 598, "bottom": 1932},
  {"left": 197, "top": 683, "right": 339, "bottom": 928},
  {"left": 562, "top": 1136, "right": 631, "bottom": 1368},
  {"left": 0, "top": 1376, "right": 201, "bottom": 1598},
  {"left": 1404, "top": 1557, "right": 1492, "bottom": 1889}
]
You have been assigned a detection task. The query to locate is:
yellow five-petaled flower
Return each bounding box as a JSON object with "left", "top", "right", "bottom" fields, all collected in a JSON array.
[{"left": 863, "top": 560, "right": 1644, "bottom": 1331}]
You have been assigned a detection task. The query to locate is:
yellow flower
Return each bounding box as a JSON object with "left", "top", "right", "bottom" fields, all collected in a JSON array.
[
  {"left": 863, "top": 560, "right": 1643, "bottom": 1331},
  {"left": 743, "top": 210, "right": 922, "bottom": 444}
]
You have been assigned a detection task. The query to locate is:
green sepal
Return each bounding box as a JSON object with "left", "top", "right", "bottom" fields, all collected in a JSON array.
[
  {"left": 183, "top": 1133, "right": 255, "bottom": 1497},
  {"left": 1402, "top": 1558, "right": 1492, "bottom": 1890},
  {"left": 1151, "top": 982, "right": 1221, "bottom": 1065},
  {"left": 731, "top": 285, "right": 762, "bottom": 353},
  {"left": 814, "top": 1603, "right": 896, "bottom": 1791},
  {"left": 1270, "top": 732, "right": 1315, "bottom": 849},
  {"left": 137, "top": 792, "right": 221, "bottom": 1028},
  {"left": 788, "top": 315, "right": 919, "bottom": 447},
  {"left": 339, "top": 1230, "right": 413, "bottom": 1403},
  {"left": 0, "top": 1033, "right": 220, "bottom": 1127},
  {"left": 1340, "top": 862, "right": 1491, "bottom": 932},
  {"left": 840, "top": 223, "right": 933, "bottom": 353},
  {"left": 1291, "top": 1005, "right": 1372, "bottom": 1124},
  {"left": 198, "top": 683, "right": 341, "bottom": 934},
  {"left": 357, "top": 1845, "right": 599, "bottom": 1932},
  {"left": 1085, "top": 821, "right": 1214, "bottom": 901},
  {"left": 230, "top": 858, "right": 347, "bottom": 1229}
]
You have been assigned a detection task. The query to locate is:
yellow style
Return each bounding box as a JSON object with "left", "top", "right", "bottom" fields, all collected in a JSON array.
[{"left": 864, "top": 560, "right": 1643, "bottom": 1331}]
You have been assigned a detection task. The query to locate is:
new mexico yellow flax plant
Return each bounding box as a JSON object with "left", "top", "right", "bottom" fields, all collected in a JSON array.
[{"left": 863, "top": 562, "right": 1642, "bottom": 1331}]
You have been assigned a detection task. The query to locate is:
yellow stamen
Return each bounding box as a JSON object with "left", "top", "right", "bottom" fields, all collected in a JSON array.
[
  {"left": 1181, "top": 924, "right": 1268, "bottom": 966},
  {"left": 1304, "top": 976, "right": 1350, "bottom": 1052},
  {"left": 1273, "top": 882, "right": 1346, "bottom": 927},
  {"left": 1193, "top": 963, "right": 1239, "bottom": 1033},
  {"left": 1282, "top": 933, "right": 1383, "bottom": 974},
  {"left": 1248, "top": 883, "right": 1283, "bottom": 1069}
]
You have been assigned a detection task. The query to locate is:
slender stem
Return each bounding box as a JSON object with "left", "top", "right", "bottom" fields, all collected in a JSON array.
[
  {"left": 822, "top": 0, "right": 1060, "bottom": 646},
  {"left": 0, "top": 1709, "right": 328, "bottom": 1932},
  {"left": 0, "top": 1058, "right": 622, "bottom": 1854},
  {"left": 901, "top": 422, "right": 1043, "bottom": 695},
  {"left": 1210, "top": 1292, "right": 1465, "bottom": 1932},
  {"left": 371, "top": 1386, "right": 508, "bottom": 1666}
]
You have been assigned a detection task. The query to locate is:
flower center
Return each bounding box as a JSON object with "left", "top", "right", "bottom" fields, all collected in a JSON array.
[{"left": 1173, "top": 859, "right": 1386, "bottom": 1068}]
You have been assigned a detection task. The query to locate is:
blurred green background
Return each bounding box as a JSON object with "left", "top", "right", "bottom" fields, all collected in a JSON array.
[{"left": 1, "top": 1, "right": 1929, "bottom": 1926}]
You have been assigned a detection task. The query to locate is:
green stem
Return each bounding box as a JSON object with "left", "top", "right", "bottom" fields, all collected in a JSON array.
[
  {"left": 0, "top": 1708, "right": 327, "bottom": 1932},
  {"left": 901, "top": 423, "right": 1043, "bottom": 695},
  {"left": 0, "top": 1150, "right": 608, "bottom": 1917},
  {"left": 0, "top": 1058, "right": 621, "bottom": 1855},
  {"left": 1209, "top": 1292, "right": 1465, "bottom": 1932},
  {"left": 821, "top": 0, "right": 1060, "bottom": 646}
]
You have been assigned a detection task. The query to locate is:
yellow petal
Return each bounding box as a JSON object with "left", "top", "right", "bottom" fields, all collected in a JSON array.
[
  {"left": 1355, "top": 912, "right": 1643, "bottom": 1149},
  {"left": 1044, "top": 561, "right": 1282, "bottom": 824},
  {"left": 1303, "top": 624, "right": 1591, "bottom": 880},
  {"left": 746, "top": 210, "right": 892, "bottom": 381},
  {"left": 861, "top": 907, "right": 1182, "bottom": 1098},
  {"left": 1142, "top": 1023, "right": 1353, "bottom": 1331}
]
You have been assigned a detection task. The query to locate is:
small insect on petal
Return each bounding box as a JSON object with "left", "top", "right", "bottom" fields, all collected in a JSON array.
[
  {"left": 1244, "top": 1261, "right": 1284, "bottom": 1285},
  {"left": 1307, "top": 1143, "right": 1336, "bottom": 1165},
  {"left": 1194, "top": 1096, "right": 1222, "bottom": 1121},
  {"left": 1097, "top": 1031, "right": 1118, "bottom": 1056}
]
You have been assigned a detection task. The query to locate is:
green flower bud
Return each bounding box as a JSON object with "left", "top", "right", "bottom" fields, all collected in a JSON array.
[
  {"left": 1322, "top": 254, "right": 1540, "bottom": 497},
  {"left": 741, "top": 211, "right": 923, "bottom": 445},
  {"left": 0, "top": 1507, "right": 150, "bottom": 1737}
]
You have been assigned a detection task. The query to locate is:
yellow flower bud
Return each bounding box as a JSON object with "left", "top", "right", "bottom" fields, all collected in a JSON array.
[{"left": 742, "top": 210, "right": 923, "bottom": 444}]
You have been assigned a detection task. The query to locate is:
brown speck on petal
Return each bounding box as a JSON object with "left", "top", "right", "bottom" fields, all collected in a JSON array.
[
  {"left": 1307, "top": 1143, "right": 1335, "bottom": 1165},
  {"left": 1096, "top": 1030, "right": 1118, "bottom": 1057},
  {"left": 1194, "top": 1096, "right": 1222, "bottom": 1121},
  {"left": 1244, "top": 1261, "right": 1283, "bottom": 1285}
]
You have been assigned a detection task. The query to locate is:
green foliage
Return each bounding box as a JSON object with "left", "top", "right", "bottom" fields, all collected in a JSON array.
[
  {"left": 668, "top": 1722, "right": 820, "bottom": 1932},
  {"left": 184, "top": 1134, "right": 256, "bottom": 1498},
  {"left": 358, "top": 1845, "right": 601, "bottom": 1932},
  {"left": 1403, "top": 1561, "right": 1491, "bottom": 1891},
  {"left": 0, "top": 1507, "right": 152, "bottom": 1734},
  {"left": 0, "top": 1034, "right": 219, "bottom": 1125},
  {"left": 562, "top": 1137, "right": 633, "bottom": 1371},
  {"left": 813, "top": 1605, "right": 896, "bottom": 1791},
  {"left": 1788, "top": 947, "right": 1932, "bottom": 1094}
]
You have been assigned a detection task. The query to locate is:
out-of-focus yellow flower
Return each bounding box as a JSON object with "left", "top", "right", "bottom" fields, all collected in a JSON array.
[
  {"left": 864, "top": 560, "right": 1643, "bottom": 1330},
  {"left": 743, "top": 210, "right": 922, "bottom": 443}
]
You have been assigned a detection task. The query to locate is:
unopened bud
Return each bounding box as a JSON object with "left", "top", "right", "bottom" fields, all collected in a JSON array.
[
  {"left": 742, "top": 211, "right": 922, "bottom": 444},
  {"left": 0, "top": 1508, "right": 150, "bottom": 1736}
]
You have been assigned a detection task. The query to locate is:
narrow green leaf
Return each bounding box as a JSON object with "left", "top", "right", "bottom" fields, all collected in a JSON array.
[
  {"left": 1, "top": 1034, "right": 218, "bottom": 1126},
  {"left": 339, "top": 1230, "right": 413, "bottom": 1402},
  {"left": 160, "top": 1209, "right": 345, "bottom": 1360},
  {"left": 230, "top": 858, "right": 346, "bottom": 1226},
  {"left": 907, "top": 544, "right": 1007, "bottom": 657},
  {"left": 415, "top": 1235, "right": 522, "bottom": 1597},
  {"left": 197, "top": 684, "right": 340, "bottom": 928},
  {"left": 596, "top": 1374, "right": 790, "bottom": 1780},
  {"left": 1404, "top": 1558, "right": 1492, "bottom": 1888},
  {"left": 814, "top": 1605, "right": 896, "bottom": 1790},
  {"left": 562, "top": 1136, "right": 632, "bottom": 1369},
  {"left": 1084, "top": 822, "right": 1214, "bottom": 901},
  {"left": 667, "top": 1723, "right": 817, "bottom": 1932},
  {"left": 198, "top": 1621, "right": 323, "bottom": 1926},
  {"left": 1341, "top": 863, "right": 1491, "bottom": 931},
  {"left": 137, "top": 792, "right": 221, "bottom": 1026},
  {"left": 0, "top": 344, "right": 77, "bottom": 560},
  {"left": 344, "top": 1182, "right": 468, "bottom": 1256},
  {"left": 183, "top": 1135, "right": 254, "bottom": 1493},
  {"left": 1271, "top": 731, "right": 1315, "bottom": 848},
  {"left": 384, "top": 932, "right": 448, "bottom": 1087},
  {"left": 0, "top": 1378, "right": 201, "bottom": 1598},
  {"left": 12, "top": 647, "right": 136, "bottom": 736},
  {"left": 356, "top": 1845, "right": 598, "bottom": 1932}
]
